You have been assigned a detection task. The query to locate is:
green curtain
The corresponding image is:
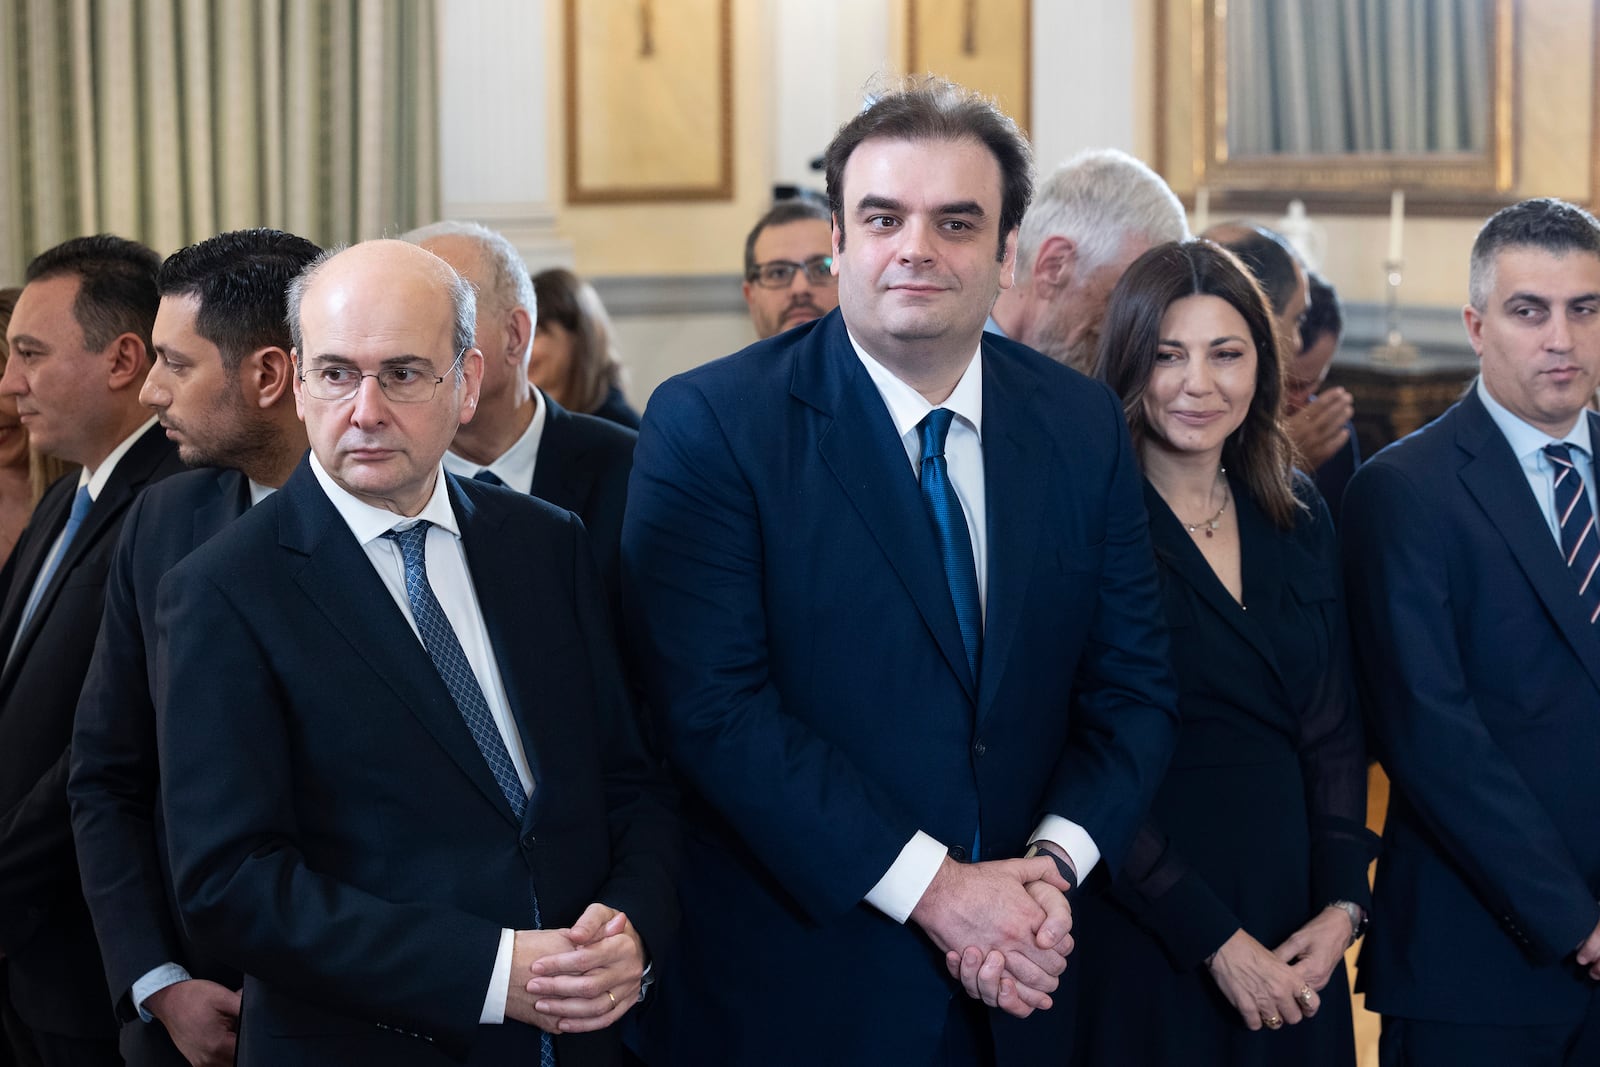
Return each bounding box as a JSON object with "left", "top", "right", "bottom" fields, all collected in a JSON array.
[
  {"left": 1225, "top": 0, "right": 1488, "bottom": 158},
  {"left": 0, "top": 0, "right": 439, "bottom": 281}
]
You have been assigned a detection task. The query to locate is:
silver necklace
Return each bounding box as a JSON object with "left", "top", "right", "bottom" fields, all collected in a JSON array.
[{"left": 1180, "top": 466, "right": 1229, "bottom": 539}]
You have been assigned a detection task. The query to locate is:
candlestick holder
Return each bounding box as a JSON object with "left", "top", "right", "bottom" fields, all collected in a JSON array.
[{"left": 1370, "top": 258, "right": 1419, "bottom": 364}]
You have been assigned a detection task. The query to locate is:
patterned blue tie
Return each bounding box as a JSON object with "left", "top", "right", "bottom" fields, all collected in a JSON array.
[
  {"left": 1545, "top": 444, "right": 1600, "bottom": 624},
  {"left": 18, "top": 484, "right": 92, "bottom": 634},
  {"left": 382, "top": 522, "right": 555, "bottom": 1064},
  {"left": 382, "top": 522, "right": 527, "bottom": 817},
  {"left": 918, "top": 409, "right": 982, "bottom": 683}
]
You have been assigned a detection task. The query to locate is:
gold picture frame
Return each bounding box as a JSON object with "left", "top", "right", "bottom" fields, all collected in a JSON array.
[
  {"left": 563, "top": 0, "right": 733, "bottom": 204},
  {"left": 906, "top": 0, "right": 1031, "bottom": 135}
]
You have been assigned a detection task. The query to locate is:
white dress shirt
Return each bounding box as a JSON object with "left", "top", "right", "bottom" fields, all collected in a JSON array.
[
  {"left": 441, "top": 390, "right": 546, "bottom": 494},
  {"left": 309, "top": 454, "right": 529, "bottom": 1024},
  {"left": 846, "top": 333, "right": 1100, "bottom": 923},
  {"left": 1478, "top": 378, "right": 1599, "bottom": 546}
]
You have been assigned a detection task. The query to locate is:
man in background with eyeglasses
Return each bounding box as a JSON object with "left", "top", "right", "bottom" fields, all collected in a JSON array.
[
  {"left": 741, "top": 196, "right": 839, "bottom": 339},
  {"left": 153, "top": 239, "right": 676, "bottom": 1066}
]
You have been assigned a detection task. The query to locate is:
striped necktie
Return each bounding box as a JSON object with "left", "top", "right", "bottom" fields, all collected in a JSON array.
[{"left": 1544, "top": 443, "right": 1600, "bottom": 624}]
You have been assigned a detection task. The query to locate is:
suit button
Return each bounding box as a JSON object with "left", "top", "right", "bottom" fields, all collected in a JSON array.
[
  {"left": 521, "top": 833, "right": 536, "bottom": 849},
  {"left": 972, "top": 740, "right": 987, "bottom": 757},
  {"left": 950, "top": 845, "right": 968, "bottom": 861}
]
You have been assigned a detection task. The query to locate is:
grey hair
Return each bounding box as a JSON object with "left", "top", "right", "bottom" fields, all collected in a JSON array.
[
  {"left": 1468, "top": 197, "right": 1600, "bottom": 310},
  {"left": 402, "top": 219, "right": 537, "bottom": 325},
  {"left": 287, "top": 244, "right": 477, "bottom": 384},
  {"left": 1015, "top": 148, "right": 1189, "bottom": 285}
]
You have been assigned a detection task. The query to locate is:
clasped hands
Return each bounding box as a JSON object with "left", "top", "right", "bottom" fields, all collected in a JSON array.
[
  {"left": 910, "top": 852, "right": 1075, "bottom": 1019},
  {"left": 505, "top": 903, "right": 644, "bottom": 1034},
  {"left": 1207, "top": 904, "right": 1355, "bottom": 1032}
]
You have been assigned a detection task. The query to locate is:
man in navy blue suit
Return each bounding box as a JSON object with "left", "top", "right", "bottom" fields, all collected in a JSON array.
[
  {"left": 1343, "top": 198, "right": 1600, "bottom": 1065},
  {"left": 623, "top": 78, "right": 1179, "bottom": 1064},
  {"left": 154, "top": 240, "right": 676, "bottom": 1066},
  {"left": 68, "top": 228, "right": 320, "bottom": 1067}
]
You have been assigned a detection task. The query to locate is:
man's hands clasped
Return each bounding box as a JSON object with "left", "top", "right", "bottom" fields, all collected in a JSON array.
[{"left": 505, "top": 903, "right": 645, "bottom": 1035}]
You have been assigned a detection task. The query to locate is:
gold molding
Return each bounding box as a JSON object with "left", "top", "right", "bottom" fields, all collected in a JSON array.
[
  {"left": 1191, "top": 0, "right": 1515, "bottom": 198},
  {"left": 562, "top": 0, "right": 734, "bottom": 204}
]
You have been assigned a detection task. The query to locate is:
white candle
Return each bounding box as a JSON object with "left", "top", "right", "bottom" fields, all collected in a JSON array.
[
  {"left": 1193, "top": 185, "right": 1210, "bottom": 235},
  {"left": 1387, "top": 189, "right": 1405, "bottom": 264}
]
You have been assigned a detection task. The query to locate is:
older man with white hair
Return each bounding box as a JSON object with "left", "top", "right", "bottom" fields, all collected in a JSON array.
[{"left": 987, "top": 148, "right": 1188, "bottom": 373}]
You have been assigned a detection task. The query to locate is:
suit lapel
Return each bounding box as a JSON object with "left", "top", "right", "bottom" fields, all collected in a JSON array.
[
  {"left": 193, "top": 469, "right": 252, "bottom": 542},
  {"left": 1457, "top": 394, "right": 1600, "bottom": 694},
  {"left": 974, "top": 348, "right": 1047, "bottom": 718},
  {"left": 0, "top": 476, "right": 72, "bottom": 650},
  {"left": 530, "top": 396, "right": 593, "bottom": 513},
  {"left": 280, "top": 463, "right": 522, "bottom": 829},
  {"left": 795, "top": 316, "right": 977, "bottom": 701}
]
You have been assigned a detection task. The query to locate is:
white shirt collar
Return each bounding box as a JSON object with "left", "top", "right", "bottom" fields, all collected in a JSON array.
[
  {"left": 846, "top": 329, "right": 984, "bottom": 442},
  {"left": 80, "top": 416, "right": 160, "bottom": 501},
  {"left": 441, "top": 389, "right": 545, "bottom": 493},
  {"left": 308, "top": 451, "right": 461, "bottom": 545},
  {"left": 1477, "top": 377, "right": 1594, "bottom": 460}
]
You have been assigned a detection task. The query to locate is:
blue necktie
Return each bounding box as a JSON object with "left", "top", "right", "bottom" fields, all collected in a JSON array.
[
  {"left": 1544, "top": 444, "right": 1600, "bottom": 624},
  {"left": 18, "top": 484, "right": 92, "bottom": 635},
  {"left": 474, "top": 470, "right": 504, "bottom": 487},
  {"left": 382, "top": 522, "right": 555, "bottom": 1064},
  {"left": 918, "top": 409, "right": 982, "bottom": 683}
]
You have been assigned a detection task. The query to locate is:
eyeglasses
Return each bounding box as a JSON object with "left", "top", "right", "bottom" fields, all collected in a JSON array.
[
  {"left": 746, "top": 254, "right": 835, "bottom": 289},
  {"left": 299, "top": 352, "right": 464, "bottom": 404}
]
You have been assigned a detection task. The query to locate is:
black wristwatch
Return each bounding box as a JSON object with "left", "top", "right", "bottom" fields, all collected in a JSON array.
[{"left": 1024, "top": 843, "right": 1077, "bottom": 893}]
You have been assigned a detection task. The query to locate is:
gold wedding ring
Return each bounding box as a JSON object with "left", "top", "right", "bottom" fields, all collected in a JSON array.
[
  {"left": 607, "top": 990, "right": 617, "bottom": 1006},
  {"left": 1263, "top": 1014, "right": 1283, "bottom": 1030}
]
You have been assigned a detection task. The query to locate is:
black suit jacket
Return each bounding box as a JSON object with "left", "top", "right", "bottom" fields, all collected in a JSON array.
[
  {"left": 1344, "top": 391, "right": 1600, "bottom": 1025},
  {"left": 0, "top": 423, "right": 183, "bottom": 1038},
  {"left": 155, "top": 461, "right": 677, "bottom": 1066},
  {"left": 532, "top": 394, "right": 636, "bottom": 621},
  {"left": 68, "top": 467, "right": 250, "bottom": 1065}
]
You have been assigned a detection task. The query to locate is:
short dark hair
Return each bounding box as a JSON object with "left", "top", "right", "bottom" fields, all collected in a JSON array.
[
  {"left": 1210, "top": 224, "right": 1301, "bottom": 316},
  {"left": 158, "top": 229, "right": 322, "bottom": 372},
  {"left": 744, "top": 196, "right": 832, "bottom": 278},
  {"left": 1469, "top": 197, "right": 1600, "bottom": 310},
  {"left": 1094, "top": 239, "right": 1300, "bottom": 529},
  {"left": 1299, "top": 273, "right": 1343, "bottom": 350},
  {"left": 823, "top": 76, "right": 1033, "bottom": 261},
  {"left": 24, "top": 234, "right": 161, "bottom": 357}
]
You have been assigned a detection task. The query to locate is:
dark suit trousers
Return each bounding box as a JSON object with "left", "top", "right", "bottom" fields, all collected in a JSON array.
[{"left": 1381, "top": 991, "right": 1600, "bottom": 1067}]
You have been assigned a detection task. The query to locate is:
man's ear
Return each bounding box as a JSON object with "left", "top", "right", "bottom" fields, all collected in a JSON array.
[
  {"left": 245, "top": 345, "right": 295, "bottom": 408},
  {"left": 107, "top": 333, "right": 150, "bottom": 390},
  {"left": 1032, "top": 235, "right": 1078, "bottom": 290}
]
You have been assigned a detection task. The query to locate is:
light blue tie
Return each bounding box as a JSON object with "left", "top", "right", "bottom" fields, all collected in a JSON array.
[
  {"left": 381, "top": 522, "right": 555, "bottom": 1064},
  {"left": 18, "top": 484, "right": 92, "bottom": 635},
  {"left": 918, "top": 409, "right": 982, "bottom": 684}
]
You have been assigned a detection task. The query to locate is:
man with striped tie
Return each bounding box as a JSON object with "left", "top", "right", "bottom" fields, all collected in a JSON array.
[
  {"left": 1343, "top": 197, "right": 1600, "bottom": 1066},
  {"left": 152, "top": 240, "right": 675, "bottom": 1067}
]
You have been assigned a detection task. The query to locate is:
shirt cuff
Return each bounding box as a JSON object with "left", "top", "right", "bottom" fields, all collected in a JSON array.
[
  {"left": 132, "top": 963, "right": 193, "bottom": 1023},
  {"left": 863, "top": 831, "right": 947, "bottom": 923},
  {"left": 480, "top": 928, "right": 515, "bottom": 1024},
  {"left": 1030, "top": 816, "right": 1100, "bottom": 885}
]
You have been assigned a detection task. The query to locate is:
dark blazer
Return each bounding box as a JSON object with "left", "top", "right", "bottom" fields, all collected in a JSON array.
[
  {"left": 532, "top": 394, "right": 637, "bottom": 620},
  {"left": 68, "top": 467, "right": 251, "bottom": 1065},
  {"left": 0, "top": 423, "right": 182, "bottom": 1041},
  {"left": 154, "top": 461, "right": 677, "bottom": 1067},
  {"left": 589, "top": 385, "right": 640, "bottom": 431},
  {"left": 1312, "top": 418, "right": 1360, "bottom": 526},
  {"left": 1343, "top": 390, "right": 1600, "bottom": 1026},
  {"left": 622, "top": 310, "right": 1179, "bottom": 1064}
]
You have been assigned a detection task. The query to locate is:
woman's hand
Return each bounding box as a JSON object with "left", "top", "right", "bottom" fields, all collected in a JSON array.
[
  {"left": 1273, "top": 904, "right": 1358, "bottom": 993},
  {"left": 1206, "top": 928, "right": 1320, "bottom": 1030}
]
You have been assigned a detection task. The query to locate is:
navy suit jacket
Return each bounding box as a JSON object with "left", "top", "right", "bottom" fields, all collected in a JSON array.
[
  {"left": 68, "top": 467, "right": 251, "bottom": 1065},
  {"left": 154, "top": 460, "right": 677, "bottom": 1066},
  {"left": 1343, "top": 390, "right": 1600, "bottom": 1025},
  {"left": 0, "top": 423, "right": 182, "bottom": 1039},
  {"left": 532, "top": 393, "right": 637, "bottom": 622},
  {"left": 622, "top": 310, "right": 1178, "bottom": 1063}
]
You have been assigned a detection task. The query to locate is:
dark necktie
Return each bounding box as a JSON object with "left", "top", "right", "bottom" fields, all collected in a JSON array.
[
  {"left": 382, "top": 522, "right": 527, "bottom": 819},
  {"left": 1544, "top": 443, "right": 1600, "bottom": 624},
  {"left": 382, "top": 522, "right": 555, "bottom": 1064},
  {"left": 474, "top": 469, "right": 504, "bottom": 487},
  {"left": 18, "top": 484, "right": 92, "bottom": 635},
  {"left": 918, "top": 408, "right": 982, "bottom": 683}
]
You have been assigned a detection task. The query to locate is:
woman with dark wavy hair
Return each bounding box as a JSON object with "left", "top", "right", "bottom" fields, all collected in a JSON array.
[{"left": 1073, "top": 240, "right": 1375, "bottom": 1066}]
